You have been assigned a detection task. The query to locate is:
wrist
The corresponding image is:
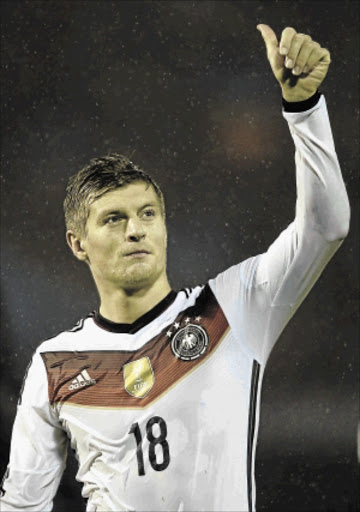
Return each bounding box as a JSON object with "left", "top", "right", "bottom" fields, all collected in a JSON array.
[
  {"left": 282, "top": 90, "right": 321, "bottom": 113},
  {"left": 281, "top": 86, "right": 318, "bottom": 103}
]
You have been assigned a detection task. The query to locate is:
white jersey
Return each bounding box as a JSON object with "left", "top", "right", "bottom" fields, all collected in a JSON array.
[{"left": 0, "top": 95, "right": 350, "bottom": 512}]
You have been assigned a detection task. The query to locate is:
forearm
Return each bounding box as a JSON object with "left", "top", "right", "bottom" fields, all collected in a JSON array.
[
  {"left": 1, "top": 463, "right": 65, "bottom": 511},
  {"left": 283, "top": 93, "right": 350, "bottom": 242},
  {"left": 259, "top": 93, "right": 350, "bottom": 310}
]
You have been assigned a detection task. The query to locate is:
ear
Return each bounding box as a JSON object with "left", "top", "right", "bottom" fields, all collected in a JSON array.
[{"left": 66, "top": 230, "right": 88, "bottom": 262}]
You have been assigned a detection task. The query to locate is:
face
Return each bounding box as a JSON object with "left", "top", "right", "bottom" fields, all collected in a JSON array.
[{"left": 76, "top": 182, "right": 168, "bottom": 292}]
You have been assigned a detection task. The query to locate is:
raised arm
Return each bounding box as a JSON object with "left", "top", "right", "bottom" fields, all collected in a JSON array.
[
  {"left": 209, "top": 26, "right": 350, "bottom": 364},
  {"left": 257, "top": 26, "right": 350, "bottom": 318},
  {"left": 0, "top": 350, "right": 68, "bottom": 511}
]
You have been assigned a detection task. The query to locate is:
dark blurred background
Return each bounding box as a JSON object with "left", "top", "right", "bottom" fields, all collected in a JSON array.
[{"left": 1, "top": 1, "right": 359, "bottom": 511}]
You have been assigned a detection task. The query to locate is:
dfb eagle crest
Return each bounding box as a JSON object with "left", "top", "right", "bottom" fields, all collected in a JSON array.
[{"left": 171, "top": 323, "right": 209, "bottom": 361}]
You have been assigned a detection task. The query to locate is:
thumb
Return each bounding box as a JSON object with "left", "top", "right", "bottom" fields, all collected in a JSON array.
[
  {"left": 257, "top": 24, "right": 283, "bottom": 76},
  {"left": 257, "top": 24, "right": 279, "bottom": 55}
]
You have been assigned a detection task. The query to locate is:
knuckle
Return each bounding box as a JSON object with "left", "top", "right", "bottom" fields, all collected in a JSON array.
[
  {"left": 298, "top": 33, "right": 311, "bottom": 40},
  {"left": 322, "top": 49, "right": 331, "bottom": 61},
  {"left": 282, "top": 26, "right": 296, "bottom": 37},
  {"left": 292, "top": 33, "right": 311, "bottom": 48}
]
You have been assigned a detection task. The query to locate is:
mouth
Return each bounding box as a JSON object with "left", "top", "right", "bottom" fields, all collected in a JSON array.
[{"left": 124, "top": 250, "right": 150, "bottom": 258}]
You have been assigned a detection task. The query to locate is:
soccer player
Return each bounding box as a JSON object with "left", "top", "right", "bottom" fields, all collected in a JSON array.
[{"left": 0, "top": 25, "right": 350, "bottom": 512}]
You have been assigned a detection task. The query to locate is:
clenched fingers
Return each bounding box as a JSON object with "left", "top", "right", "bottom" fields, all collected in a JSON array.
[
  {"left": 285, "top": 33, "right": 312, "bottom": 73},
  {"left": 293, "top": 41, "right": 318, "bottom": 74},
  {"left": 279, "top": 27, "right": 330, "bottom": 75},
  {"left": 305, "top": 46, "right": 331, "bottom": 73}
]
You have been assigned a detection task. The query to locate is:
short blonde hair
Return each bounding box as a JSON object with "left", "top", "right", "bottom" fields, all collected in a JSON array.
[{"left": 64, "top": 153, "right": 165, "bottom": 236}]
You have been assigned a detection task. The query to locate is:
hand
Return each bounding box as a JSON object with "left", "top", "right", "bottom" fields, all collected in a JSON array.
[{"left": 257, "top": 25, "right": 331, "bottom": 102}]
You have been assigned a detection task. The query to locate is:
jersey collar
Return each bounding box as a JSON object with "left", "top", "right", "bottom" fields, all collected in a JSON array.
[{"left": 93, "top": 290, "right": 178, "bottom": 334}]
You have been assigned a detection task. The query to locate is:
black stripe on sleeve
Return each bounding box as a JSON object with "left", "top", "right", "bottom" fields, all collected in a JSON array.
[
  {"left": 282, "top": 90, "right": 321, "bottom": 112},
  {"left": 247, "top": 360, "right": 261, "bottom": 512}
]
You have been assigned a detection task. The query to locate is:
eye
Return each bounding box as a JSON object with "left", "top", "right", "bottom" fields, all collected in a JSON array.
[
  {"left": 105, "top": 215, "right": 122, "bottom": 224},
  {"left": 142, "top": 209, "right": 155, "bottom": 218}
]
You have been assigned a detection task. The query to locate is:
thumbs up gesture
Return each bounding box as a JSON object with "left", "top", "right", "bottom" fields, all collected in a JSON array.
[{"left": 257, "top": 25, "right": 331, "bottom": 102}]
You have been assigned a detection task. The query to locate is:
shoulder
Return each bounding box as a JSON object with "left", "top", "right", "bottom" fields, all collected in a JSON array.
[{"left": 35, "top": 312, "right": 95, "bottom": 354}]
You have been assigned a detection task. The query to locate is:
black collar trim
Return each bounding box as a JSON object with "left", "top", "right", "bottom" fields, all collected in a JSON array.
[{"left": 93, "top": 290, "right": 178, "bottom": 334}]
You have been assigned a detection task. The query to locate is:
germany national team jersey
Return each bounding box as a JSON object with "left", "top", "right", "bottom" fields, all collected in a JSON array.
[{"left": 0, "top": 95, "right": 350, "bottom": 511}]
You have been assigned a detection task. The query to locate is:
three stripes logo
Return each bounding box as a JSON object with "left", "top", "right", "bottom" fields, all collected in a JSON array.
[{"left": 68, "top": 370, "right": 96, "bottom": 391}]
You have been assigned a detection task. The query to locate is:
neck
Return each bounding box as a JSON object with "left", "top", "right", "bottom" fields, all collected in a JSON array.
[{"left": 98, "top": 275, "right": 172, "bottom": 324}]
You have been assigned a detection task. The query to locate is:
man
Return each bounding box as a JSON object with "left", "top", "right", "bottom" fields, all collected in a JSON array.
[{"left": 0, "top": 24, "right": 350, "bottom": 512}]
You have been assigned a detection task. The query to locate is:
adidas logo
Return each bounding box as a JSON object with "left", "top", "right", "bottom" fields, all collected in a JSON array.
[{"left": 68, "top": 370, "right": 96, "bottom": 391}]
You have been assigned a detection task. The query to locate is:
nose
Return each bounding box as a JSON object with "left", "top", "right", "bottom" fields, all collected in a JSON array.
[{"left": 125, "top": 217, "right": 145, "bottom": 242}]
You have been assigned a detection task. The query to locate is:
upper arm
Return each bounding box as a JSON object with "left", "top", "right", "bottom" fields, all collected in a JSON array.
[
  {"left": 259, "top": 219, "right": 343, "bottom": 308},
  {"left": 209, "top": 220, "right": 344, "bottom": 365}
]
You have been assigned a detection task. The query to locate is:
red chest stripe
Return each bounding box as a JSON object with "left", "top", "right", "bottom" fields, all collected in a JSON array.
[{"left": 41, "top": 285, "right": 229, "bottom": 408}]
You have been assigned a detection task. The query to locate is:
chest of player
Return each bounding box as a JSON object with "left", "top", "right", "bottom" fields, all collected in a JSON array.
[
  {"left": 41, "top": 296, "right": 258, "bottom": 512},
  {"left": 41, "top": 286, "right": 256, "bottom": 441}
]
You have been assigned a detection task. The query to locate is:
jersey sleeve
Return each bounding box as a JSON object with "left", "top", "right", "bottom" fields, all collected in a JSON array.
[
  {"left": 0, "top": 349, "right": 68, "bottom": 511},
  {"left": 209, "top": 94, "right": 350, "bottom": 365}
]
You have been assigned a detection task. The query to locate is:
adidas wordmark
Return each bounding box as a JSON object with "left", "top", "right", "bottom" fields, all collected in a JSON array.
[{"left": 68, "top": 370, "right": 96, "bottom": 391}]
